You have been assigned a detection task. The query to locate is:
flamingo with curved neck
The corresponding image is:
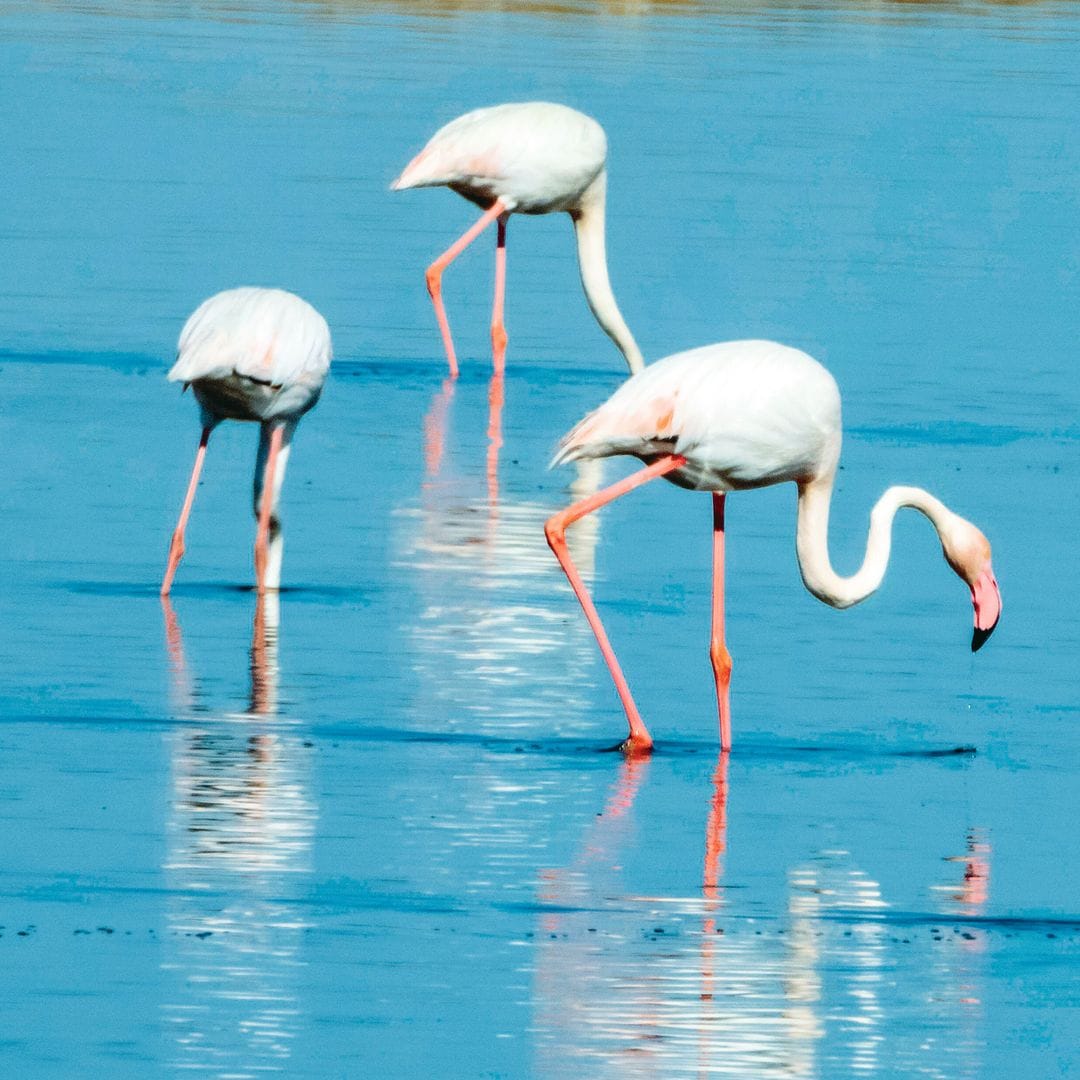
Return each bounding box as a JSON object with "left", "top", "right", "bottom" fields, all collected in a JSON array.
[
  {"left": 545, "top": 339, "right": 1002, "bottom": 754},
  {"left": 392, "top": 102, "right": 643, "bottom": 378}
]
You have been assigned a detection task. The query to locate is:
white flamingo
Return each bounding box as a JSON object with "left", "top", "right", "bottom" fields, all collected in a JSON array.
[
  {"left": 545, "top": 340, "right": 1003, "bottom": 754},
  {"left": 161, "top": 287, "right": 331, "bottom": 595},
  {"left": 392, "top": 101, "right": 644, "bottom": 378}
]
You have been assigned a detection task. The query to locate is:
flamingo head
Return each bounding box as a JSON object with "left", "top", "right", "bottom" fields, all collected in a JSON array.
[{"left": 940, "top": 517, "right": 1001, "bottom": 652}]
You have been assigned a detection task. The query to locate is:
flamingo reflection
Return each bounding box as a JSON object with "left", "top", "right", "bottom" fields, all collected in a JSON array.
[
  {"left": 402, "top": 376, "right": 604, "bottom": 735},
  {"left": 158, "top": 596, "right": 314, "bottom": 1076},
  {"left": 533, "top": 753, "right": 824, "bottom": 1079},
  {"left": 945, "top": 829, "right": 991, "bottom": 914},
  {"left": 422, "top": 367, "right": 512, "bottom": 511},
  {"left": 533, "top": 761, "right": 994, "bottom": 1078},
  {"left": 922, "top": 828, "right": 992, "bottom": 1079}
]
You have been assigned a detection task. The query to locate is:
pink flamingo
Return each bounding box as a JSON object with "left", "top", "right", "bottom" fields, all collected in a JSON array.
[
  {"left": 161, "top": 287, "right": 332, "bottom": 596},
  {"left": 392, "top": 102, "right": 644, "bottom": 378},
  {"left": 545, "top": 340, "right": 1002, "bottom": 755}
]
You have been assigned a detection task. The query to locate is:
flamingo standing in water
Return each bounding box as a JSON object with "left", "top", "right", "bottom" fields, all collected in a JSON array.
[
  {"left": 161, "top": 287, "right": 332, "bottom": 595},
  {"left": 392, "top": 102, "right": 644, "bottom": 378},
  {"left": 545, "top": 340, "right": 1002, "bottom": 755}
]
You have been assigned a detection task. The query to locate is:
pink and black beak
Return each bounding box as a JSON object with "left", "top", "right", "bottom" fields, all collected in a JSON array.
[{"left": 970, "top": 564, "right": 1001, "bottom": 652}]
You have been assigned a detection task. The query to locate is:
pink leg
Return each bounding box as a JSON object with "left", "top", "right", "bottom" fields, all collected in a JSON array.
[
  {"left": 483, "top": 216, "right": 509, "bottom": 506},
  {"left": 425, "top": 198, "right": 508, "bottom": 379},
  {"left": 544, "top": 455, "right": 687, "bottom": 755},
  {"left": 254, "top": 424, "right": 284, "bottom": 593},
  {"left": 491, "top": 214, "right": 509, "bottom": 375},
  {"left": 711, "top": 493, "right": 733, "bottom": 751},
  {"left": 161, "top": 426, "right": 211, "bottom": 596}
]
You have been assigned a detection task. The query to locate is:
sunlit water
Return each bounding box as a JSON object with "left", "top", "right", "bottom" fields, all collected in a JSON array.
[{"left": 1, "top": 1, "right": 1078, "bottom": 1076}]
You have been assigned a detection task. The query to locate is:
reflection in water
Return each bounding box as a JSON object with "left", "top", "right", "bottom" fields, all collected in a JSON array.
[
  {"left": 422, "top": 370, "right": 507, "bottom": 509},
  {"left": 395, "top": 378, "right": 618, "bottom": 933},
  {"left": 787, "top": 854, "right": 886, "bottom": 1078},
  {"left": 941, "top": 828, "right": 991, "bottom": 915},
  {"left": 919, "top": 829, "right": 992, "bottom": 1080},
  {"left": 159, "top": 597, "right": 315, "bottom": 1077},
  {"left": 402, "top": 376, "right": 604, "bottom": 734},
  {"left": 534, "top": 756, "right": 812, "bottom": 1078},
  {"left": 533, "top": 764, "right": 993, "bottom": 1078}
]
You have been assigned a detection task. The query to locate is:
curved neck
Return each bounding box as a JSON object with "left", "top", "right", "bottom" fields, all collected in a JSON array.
[
  {"left": 572, "top": 171, "right": 644, "bottom": 375},
  {"left": 795, "top": 476, "right": 956, "bottom": 609}
]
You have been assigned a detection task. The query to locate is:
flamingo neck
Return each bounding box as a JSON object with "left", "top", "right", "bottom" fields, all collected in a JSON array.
[
  {"left": 572, "top": 172, "right": 644, "bottom": 375},
  {"left": 795, "top": 476, "right": 957, "bottom": 609}
]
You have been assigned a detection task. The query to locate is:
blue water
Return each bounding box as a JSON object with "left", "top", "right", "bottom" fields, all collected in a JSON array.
[{"left": 1, "top": 1, "right": 1078, "bottom": 1076}]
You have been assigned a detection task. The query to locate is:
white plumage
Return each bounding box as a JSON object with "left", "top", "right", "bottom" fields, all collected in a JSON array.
[
  {"left": 394, "top": 102, "right": 607, "bottom": 214},
  {"left": 168, "top": 287, "right": 331, "bottom": 423},
  {"left": 545, "top": 339, "right": 1002, "bottom": 754},
  {"left": 554, "top": 341, "right": 841, "bottom": 492},
  {"left": 393, "top": 101, "right": 643, "bottom": 377},
  {"left": 161, "top": 287, "right": 332, "bottom": 596}
]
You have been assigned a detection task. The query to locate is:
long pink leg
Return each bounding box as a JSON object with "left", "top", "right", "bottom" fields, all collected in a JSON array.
[
  {"left": 484, "top": 218, "right": 509, "bottom": 506},
  {"left": 491, "top": 214, "right": 509, "bottom": 375},
  {"left": 426, "top": 198, "right": 508, "bottom": 379},
  {"left": 711, "top": 493, "right": 733, "bottom": 751},
  {"left": 161, "top": 426, "right": 211, "bottom": 596},
  {"left": 254, "top": 424, "right": 284, "bottom": 593},
  {"left": 544, "top": 455, "right": 687, "bottom": 755}
]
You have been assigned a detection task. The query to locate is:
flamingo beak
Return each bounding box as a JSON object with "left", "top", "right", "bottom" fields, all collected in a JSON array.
[{"left": 970, "top": 563, "right": 1001, "bottom": 652}]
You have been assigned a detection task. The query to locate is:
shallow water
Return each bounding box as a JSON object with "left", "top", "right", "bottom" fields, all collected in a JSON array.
[{"left": 1, "top": 1, "right": 1078, "bottom": 1076}]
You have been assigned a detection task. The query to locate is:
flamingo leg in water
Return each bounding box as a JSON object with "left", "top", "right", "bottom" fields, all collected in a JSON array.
[
  {"left": 710, "top": 493, "right": 733, "bottom": 751},
  {"left": 544, "top": 454, "right": 687, "bottom": 755},
  {"left": 425, "top": 198, "right": 508, "bottom": 378},
  {"left": 161, "top": 426, "right": 211, "bottom": 596},
  {"left": 491, "top": 214, "right": 509, "bottom": 374},
  {"left": 254, "top": 424, "right": 284, "bottom": 593}
]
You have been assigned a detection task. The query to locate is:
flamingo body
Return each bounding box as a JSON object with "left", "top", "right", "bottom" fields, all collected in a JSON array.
[
  {"left": 546, "top": 340, "right": 1002, "bottom": 753},
  {"left": 169, "top": 287, "right": 331, "bottom": 423},
  {"left": 555, "top": 341, "right": 841, "bottom": 492},
  {"left": 393, "top": 101, "right": 643, "bottom": 376},
  {"left": 161, "top": 287, "right": 332, "bottom": 596},
  {"left": 393, "top": 102, "right": 607, "bottom": 214}
]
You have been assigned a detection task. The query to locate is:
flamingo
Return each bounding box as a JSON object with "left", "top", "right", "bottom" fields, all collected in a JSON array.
[
  {"left": 161, "top": 287, "right": 332, "bottom": 596},
  {"left": 545, "top": 340, "right": 1002, "bottom": 755},
  {"left": 391, "top": 101, "right": 644, "bottom": 378}
]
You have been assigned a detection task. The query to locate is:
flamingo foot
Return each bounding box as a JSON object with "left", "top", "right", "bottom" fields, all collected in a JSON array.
[{"left": 617, "top": 733, "right": 654, "bottom": 757}]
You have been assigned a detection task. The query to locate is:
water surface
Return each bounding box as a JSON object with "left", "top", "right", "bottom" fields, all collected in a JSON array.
[{"left": 0, "top": 1, "right": 1077, "bottom": 1076}]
